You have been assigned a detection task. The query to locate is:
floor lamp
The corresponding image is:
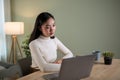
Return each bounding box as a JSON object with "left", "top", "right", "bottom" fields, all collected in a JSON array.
[{"left": 5, "top": 22, "right": 24, "bottom": 64}]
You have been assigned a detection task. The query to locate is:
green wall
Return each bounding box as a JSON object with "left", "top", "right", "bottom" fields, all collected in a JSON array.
[{"left": 11, "top": 0, "right": 120, "bottom": 58}]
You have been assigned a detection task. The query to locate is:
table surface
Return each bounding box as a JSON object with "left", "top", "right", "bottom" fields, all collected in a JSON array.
[{"left": 17, "top": 58, "right": 120, "bottom": 80}]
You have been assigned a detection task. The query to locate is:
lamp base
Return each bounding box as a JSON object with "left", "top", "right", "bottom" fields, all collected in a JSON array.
[{"left": 9, "top": 35, "right": 23, "bottom": 64}]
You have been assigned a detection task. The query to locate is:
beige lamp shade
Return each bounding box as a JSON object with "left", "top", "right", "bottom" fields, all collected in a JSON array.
[{"left": 5, "top": 22, "right": 24, "bottom": 35}]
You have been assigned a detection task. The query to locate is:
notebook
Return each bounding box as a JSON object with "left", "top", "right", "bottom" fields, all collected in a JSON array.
[{"left": 42, "top": 54, "right": 95, "bottom": 80}]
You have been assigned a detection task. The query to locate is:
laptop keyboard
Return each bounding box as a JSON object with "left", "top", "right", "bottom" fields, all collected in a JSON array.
[{"left": 42, "top": 73, "right": 59, "bottom": 80}]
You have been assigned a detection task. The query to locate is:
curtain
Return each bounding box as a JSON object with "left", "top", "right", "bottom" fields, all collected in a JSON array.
[{"left": 0, "top": 0, "right": 7, "bottom": 62}]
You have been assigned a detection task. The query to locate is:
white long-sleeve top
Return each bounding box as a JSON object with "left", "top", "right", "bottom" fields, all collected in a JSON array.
[{"left": 29, "top": 36, "right": 73, "bottom": 72}]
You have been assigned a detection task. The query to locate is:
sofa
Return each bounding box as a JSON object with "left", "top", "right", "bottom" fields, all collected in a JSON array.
[{"left": 0, "top": 57, "right": 32, "bottom": 80}]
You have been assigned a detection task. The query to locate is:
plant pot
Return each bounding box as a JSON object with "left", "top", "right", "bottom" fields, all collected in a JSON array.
[{"left": 104, "top": 57, "right": 112, "bottom": 65}]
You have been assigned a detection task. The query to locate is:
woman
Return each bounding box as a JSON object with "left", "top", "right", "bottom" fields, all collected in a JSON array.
[{"left": 29, "top": 12, "right": 73, "bottom": 72}]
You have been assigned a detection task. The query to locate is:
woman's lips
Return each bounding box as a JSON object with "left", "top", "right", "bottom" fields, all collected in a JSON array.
[{"left": 50, "top": 33, "right": 54, "bottom": 35}]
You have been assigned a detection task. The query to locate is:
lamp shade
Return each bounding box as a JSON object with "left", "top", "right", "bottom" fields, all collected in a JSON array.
[{"left": 5, "top": 22, "right": 24, "bottom": 35}]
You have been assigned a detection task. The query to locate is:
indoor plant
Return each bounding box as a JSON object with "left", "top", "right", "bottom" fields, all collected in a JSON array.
[
  {"left": 102, "top": 51, "right": 114, "bottom": 65},
  {"left": 21, "top": 35, "right": 31, "bottom": 57}
]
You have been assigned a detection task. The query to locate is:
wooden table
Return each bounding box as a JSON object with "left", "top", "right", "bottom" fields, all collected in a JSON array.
[{"left": 17, "top": 59, "right": 120, "bottom": 80}]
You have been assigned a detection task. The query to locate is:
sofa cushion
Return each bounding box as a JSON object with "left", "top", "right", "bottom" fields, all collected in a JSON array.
[{"left": 0, "top": 66, "right": 5, "bottom": 70}]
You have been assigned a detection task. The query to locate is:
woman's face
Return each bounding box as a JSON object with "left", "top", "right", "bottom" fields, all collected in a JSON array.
[{"left": 40, "top": 18, "right": 56, "bottom": 37}]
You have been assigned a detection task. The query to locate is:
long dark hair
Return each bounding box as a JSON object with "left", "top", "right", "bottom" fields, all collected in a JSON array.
[{"left": 29, "top": 12, "right": 55, "bottom": 43}]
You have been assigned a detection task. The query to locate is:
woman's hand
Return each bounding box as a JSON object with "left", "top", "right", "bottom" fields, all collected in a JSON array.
[{"left": 54, "top": 59, "right": 63, "bottom": 64}]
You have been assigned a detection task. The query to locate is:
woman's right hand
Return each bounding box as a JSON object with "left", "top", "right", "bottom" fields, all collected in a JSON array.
[{"left": 54, "top": 59, "right": 63, "bottom": 64}]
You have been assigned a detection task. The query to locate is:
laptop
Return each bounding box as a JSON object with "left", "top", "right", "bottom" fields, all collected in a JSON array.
[{"left": 42, "top": 54, "right": 95, "bottom": 80}]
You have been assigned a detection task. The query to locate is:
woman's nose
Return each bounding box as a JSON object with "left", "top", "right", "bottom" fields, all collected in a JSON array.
[{"left": 50, "top": 26, "right": 54, "bottom": 31}]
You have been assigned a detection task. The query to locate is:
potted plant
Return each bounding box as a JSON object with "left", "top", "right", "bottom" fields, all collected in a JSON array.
[
  {"left": 102, "top": 51, "right": 114, "bottom": 65},
  {"left": 21, "top": 35, "right": 31, "bottom": 57}
]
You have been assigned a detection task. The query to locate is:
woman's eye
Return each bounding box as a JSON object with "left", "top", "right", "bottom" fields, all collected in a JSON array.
[
  {"left": 45, "top": 24, "right": 55, "bottom": 29},
  {"left": 45, "top": 26, "right": 50, "bottom": 29},
  {"left": 44, "top": 24, "right": 49, "bottom": 29}
]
